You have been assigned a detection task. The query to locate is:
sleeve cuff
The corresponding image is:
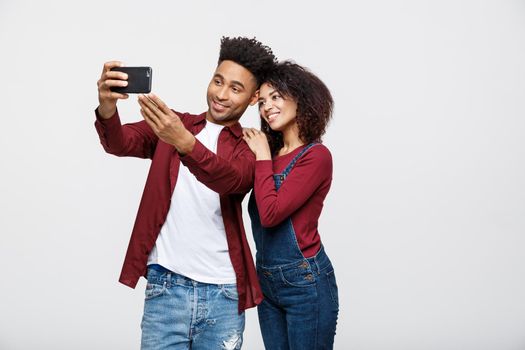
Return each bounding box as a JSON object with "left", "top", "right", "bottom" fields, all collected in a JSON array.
[
  {"left": 179, "top": 139, "right": 208, "bottom": 166},
  {"left": 95, "top": 107, "right": 121, "bottom": 126}
]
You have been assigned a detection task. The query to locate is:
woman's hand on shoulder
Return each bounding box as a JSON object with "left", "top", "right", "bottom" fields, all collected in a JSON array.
[{"left": 242, "top": 128, "right": 272, "bottom": 160}]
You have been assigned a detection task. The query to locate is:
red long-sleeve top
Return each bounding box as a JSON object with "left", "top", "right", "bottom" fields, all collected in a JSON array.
[
  {"left": 94, "top": 109, "right": 262, "bottom": 313},
  {"left": 254, "top": 144, "right": 333, "bottom": 258}
]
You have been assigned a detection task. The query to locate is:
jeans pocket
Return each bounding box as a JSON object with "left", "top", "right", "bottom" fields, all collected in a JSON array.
[
  {"left": 326, "top": 270, "right": 339, "bottom": 307},
  {"left": 145, "top": 282, "right": 166, "bottom": 300},
  {"left": 220, "top": 285, "right": 239, "bottom": 301},
  {"left": 280, "top": 268, "right": 316, "bottom": 288}
]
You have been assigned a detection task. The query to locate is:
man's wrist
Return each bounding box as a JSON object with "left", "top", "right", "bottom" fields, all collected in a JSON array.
[
  {"left": 176, "top": 131, "right": 196, "bottom": 155},
  {"left": 97, "top": 104, "right": 117, "bottom": 120}
]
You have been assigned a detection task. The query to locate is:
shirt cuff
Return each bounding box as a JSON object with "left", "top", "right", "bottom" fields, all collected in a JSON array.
[
  {"left": 179, "top": 139, "right": 207, "bottom": 165},
  {"left": 95, "top": 107, "right": 121, "bottom": 126}
]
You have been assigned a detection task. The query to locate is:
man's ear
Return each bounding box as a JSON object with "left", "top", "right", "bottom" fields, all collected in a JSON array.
[{"left": 249, "top": 90, "right": 260, "bottom": 106}]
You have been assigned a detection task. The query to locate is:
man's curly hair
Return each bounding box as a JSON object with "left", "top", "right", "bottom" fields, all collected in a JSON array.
[
  {"left": 260, "top": 61, "right": 333, "bottom": 155},
  {"left": 218, "top": 36, "right": 277, "bottom": 87}
]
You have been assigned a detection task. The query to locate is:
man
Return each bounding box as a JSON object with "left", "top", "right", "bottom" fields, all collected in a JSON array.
[{"left": 94, "top": 37, "right": 276, "bottom": 349}]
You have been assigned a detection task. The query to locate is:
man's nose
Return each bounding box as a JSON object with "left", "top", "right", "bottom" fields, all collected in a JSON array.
[{"left": 216, "top": 86, "right": 228, "bottom": 100}]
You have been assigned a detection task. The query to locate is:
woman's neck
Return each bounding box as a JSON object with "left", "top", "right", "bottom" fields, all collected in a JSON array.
[{"left": 278, "top": 125, "right": 304, "bottom": 156}]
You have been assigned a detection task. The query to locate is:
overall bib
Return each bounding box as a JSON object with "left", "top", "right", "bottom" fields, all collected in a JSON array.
[{"left": 248, "top": 143, "right": 339, "bottom": 350}]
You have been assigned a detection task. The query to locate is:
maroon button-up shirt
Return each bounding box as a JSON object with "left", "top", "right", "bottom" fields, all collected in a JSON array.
[{"left": 94, "top": 108, "right": 263, "bottom": 313}]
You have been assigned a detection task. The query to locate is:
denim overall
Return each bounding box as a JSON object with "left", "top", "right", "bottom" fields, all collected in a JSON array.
[{"left": 248, "top": 143, "right": 339, "bottom": 350}]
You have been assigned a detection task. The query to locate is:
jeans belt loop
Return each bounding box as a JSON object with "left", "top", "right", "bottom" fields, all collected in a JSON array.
[
  {"left": 166, "top": 271, "right": 172, "bottom": 288},
  {"left": 313, "top": 256, "right": 321, "bottom": 275}
]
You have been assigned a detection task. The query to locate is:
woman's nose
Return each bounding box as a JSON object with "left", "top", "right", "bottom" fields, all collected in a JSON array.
[{"left": 263, "top": 101, "right": 273, "bottom": 111}]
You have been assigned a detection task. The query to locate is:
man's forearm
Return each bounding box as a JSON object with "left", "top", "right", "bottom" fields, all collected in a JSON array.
[
  {"left": 94, "top": 110, "right": 157, "bottom": 159},
  {"left": 181, "top": 140, "right": 255, "bottom": 195}
]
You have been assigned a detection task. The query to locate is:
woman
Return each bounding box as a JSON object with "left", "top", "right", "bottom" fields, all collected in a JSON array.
[{"left": 243, "top": 61, "right": 339, "bottom": 349}]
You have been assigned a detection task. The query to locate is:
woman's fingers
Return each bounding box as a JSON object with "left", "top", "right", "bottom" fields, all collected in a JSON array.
[{"left": 248, "top": 128, "right": 260, "bottom": 138}]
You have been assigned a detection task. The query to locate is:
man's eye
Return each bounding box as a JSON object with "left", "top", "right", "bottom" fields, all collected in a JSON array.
[
  {"left": 232, "top": 87, "right": 239, "bottom": 93},
  {"left": 214, "top": 80, "right": 222, "bottom": 85}
]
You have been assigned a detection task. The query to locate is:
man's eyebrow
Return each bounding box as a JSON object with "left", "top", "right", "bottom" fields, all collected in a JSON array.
[
  {"left": 231, "top": 80, "right": 245, "bottom": 90},
  {"left": 213, "top": 73, "right": 246, "bottom": 90}
]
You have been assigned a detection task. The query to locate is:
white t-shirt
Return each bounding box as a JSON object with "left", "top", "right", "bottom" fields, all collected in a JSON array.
[{"left": 147, "top": 120, "right": 236, "bottom": 284}]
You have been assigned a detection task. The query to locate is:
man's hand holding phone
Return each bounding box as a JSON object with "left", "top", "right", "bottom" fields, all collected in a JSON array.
[
  {"left": 97, "top": 62, "right": 153, "bottom": 120},
  {"left": 97, "top": 61, "right": 129, "bottom": 119}
]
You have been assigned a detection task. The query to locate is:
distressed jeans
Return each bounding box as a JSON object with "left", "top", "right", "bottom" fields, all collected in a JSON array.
[{"left": 140, "top": 265, "right": 245, "bottom": 350}]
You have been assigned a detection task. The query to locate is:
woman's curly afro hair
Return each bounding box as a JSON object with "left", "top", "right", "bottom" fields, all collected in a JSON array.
[
  {"left": 261, "top": 61, "right": 333, "bottom": 155},
  {"left": 218, "top": 36, "right": 277, "bottom": 87}
]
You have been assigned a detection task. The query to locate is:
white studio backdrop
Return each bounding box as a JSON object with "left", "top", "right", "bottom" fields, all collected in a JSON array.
[{"left": 1, "top": 0, "right": 524, "bottom": 349}]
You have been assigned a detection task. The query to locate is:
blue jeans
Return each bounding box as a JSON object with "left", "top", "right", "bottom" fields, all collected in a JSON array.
[
  {"left": 256, "top": 247, "right": 339, "bottom": 350},
  {"left": 140, "top": 265, "right": 245, "bottom": 350}
]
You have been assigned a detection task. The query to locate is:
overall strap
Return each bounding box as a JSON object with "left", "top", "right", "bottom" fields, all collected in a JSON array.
[{"left": 281, "top": 143, "right": 319, "bottom": 179}]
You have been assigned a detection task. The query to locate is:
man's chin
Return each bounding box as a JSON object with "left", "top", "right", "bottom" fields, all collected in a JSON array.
[
  {"left": 206, "top": 112, "right": 230, "bottom": 125},
  {"left": 207, "top": 106, "right": 245, "bottom": 125},
  {"left": 208, "top": 111, "right": 226, "bottom": 122}
]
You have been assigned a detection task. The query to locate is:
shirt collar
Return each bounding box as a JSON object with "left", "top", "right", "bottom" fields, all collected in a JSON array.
[{"left": 196, "top": 112, "right": 243, "bottom": 139}]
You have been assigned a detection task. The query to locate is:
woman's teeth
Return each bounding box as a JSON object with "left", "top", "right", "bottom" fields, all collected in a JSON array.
[{"left": 268, "top": 112, "right": 279, "bottom": 122}]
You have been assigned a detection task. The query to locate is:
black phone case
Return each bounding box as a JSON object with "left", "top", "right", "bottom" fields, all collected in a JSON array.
[{"left": 110, "top": 66, "right": 152, "bottom": 93}]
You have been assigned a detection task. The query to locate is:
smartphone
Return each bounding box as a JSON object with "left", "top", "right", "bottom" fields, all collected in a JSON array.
[{"left": 110, "top": 66, "right": 152, "bottom": 94}]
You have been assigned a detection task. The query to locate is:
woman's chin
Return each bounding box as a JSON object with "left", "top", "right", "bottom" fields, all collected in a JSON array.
[{"left": 268, "top": 123, "right": 283, "bottom": 132}]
